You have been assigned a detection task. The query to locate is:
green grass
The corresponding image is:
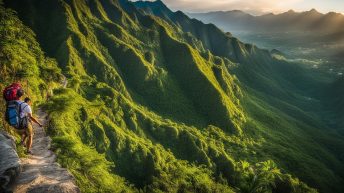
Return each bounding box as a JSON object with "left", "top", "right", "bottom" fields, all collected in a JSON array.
[
  {"left": 0, "top": 2, "right": 62, "bottom": 131},
  {"left": 2, "top": 0, "right": 344, "bottom": 192}
]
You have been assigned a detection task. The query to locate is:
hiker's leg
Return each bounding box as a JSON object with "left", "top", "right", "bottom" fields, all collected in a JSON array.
[
  {"left": 27, "top": 134, "right": 33, "bottom": 151},
  {"left": 23, "top": 128, "right": 28, "bottom": 139},
  {"left": 26, "top": 124, "right": 33, "bottom": 151},
  {"left": 16, "top": 129, "right": 27, "bottom": 146},
  {"left": 21, "top": 133, "right": 27, "bottom": 145}
]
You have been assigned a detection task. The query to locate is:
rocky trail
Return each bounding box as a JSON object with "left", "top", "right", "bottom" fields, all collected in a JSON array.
[{"left": 8, "top": 109, "right": 79, "bottom": 193}]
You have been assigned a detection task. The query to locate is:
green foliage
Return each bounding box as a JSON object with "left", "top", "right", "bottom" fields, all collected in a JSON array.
[
  {"left": 43, "top": 88, "right": 238, "bottom": 192},
  {"left": 160, "top": 29, "right": 244, "bottom": 134},
  {"left": 329, "top": 78, "right": 344, "bottom": 128},
  {"left": 0, "top": 3, "right": 61, "bottom": 134},
  {"left": 0, "top": 7, "right": 39, "bottom": 82},
  {"left": 233, "top": 160, "right": 316, "bottom": 193},
  {"left": 234, "top": 160, "right": 282, "bottom": 193},
  {"left": 2, "top": 0, "right": 343, "bottom": 193}
]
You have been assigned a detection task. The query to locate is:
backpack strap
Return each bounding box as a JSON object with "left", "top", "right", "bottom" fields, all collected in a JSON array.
[
  {"left": 19, "top": 102, "right": 29, "bottom": 116},
  {"left": 18, "top": 102, "right": 25, "bottom": 116},
  {"left": 18, "top": 102, "right": 29, "bottom": 129},
  {"left": 22, "top": 104, "right": 28, "bottom": 111}
]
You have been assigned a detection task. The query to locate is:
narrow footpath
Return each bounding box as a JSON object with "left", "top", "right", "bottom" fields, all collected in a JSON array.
[{"left": 10, "top": 109, "right": 79, "bottom": 193}]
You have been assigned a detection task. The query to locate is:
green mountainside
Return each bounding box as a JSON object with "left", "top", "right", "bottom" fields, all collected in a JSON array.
[
  {"left": 132, "top": 1, "right": 344, "bottom": 192},
  {"left": 329, "top": 78, "right": 344, "bottom": 131},
  {"left": 0, "top": 3, "right": 62, "bottom": 120},
  {"left": 1, "top": 0, "right": 344, "bottom": 192}
]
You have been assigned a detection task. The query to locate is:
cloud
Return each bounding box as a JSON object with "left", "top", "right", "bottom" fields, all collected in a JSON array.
[{"left": 161, "top": 0, "right": 305, "bottom": 14}]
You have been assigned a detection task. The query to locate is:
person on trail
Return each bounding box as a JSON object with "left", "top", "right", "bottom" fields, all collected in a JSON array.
[
  {"left": 3, "top": 82, "right": 43, "bottom": 154},
  {"left": 17, "top": 94, "right": 43, "bottom": 154}
]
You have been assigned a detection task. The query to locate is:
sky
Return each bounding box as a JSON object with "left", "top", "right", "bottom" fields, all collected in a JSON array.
[{"left": 158, "top": 0, "right": 344, "bottom": 15}]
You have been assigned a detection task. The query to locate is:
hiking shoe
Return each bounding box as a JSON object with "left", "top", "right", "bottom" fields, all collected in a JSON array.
[{"left": 26, "top": 150, "right": 33, "bottom": 155}]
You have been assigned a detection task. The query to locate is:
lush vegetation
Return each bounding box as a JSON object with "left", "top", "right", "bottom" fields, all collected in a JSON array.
[
  {"left": 1, "top": 0, "right": 343, "bottom": 192},
  {"left": 0, "top": 2, "right": 62, "bottom": 156},
  {"left": 328, "top": 77, "right": 344, "bottom": 132}
]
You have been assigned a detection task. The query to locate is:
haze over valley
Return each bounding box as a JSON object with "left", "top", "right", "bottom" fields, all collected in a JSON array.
[{"left": 189, "top": 9, "right": 344, "bottom": 75}]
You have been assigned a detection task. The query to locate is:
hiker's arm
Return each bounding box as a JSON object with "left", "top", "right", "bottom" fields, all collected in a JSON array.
[{"left": 28, "top": 113, "right": 43, "bottom": 127}]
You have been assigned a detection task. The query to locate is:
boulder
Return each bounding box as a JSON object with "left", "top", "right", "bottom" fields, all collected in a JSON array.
[{"left": 0, "top": 131, "right": 21, "bottom": 192}]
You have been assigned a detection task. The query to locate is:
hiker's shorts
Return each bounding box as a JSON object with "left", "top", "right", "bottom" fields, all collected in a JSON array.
[
  {"left": 26, "top": 123, "right": 33, "bottom": 136},
  {"left": 14, "top": 124, "right": 33, "bottom": 136}
]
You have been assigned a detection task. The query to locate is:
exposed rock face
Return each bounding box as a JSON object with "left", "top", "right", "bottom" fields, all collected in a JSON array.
[{"left": 0, "top": 131, "right": 21, "bottom": 193}]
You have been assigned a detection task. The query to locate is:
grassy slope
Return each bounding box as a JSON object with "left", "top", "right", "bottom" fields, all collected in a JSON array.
[
  {"left": 0, "top": 2, "right": 62, "bottom": 128},
  {"left": 335, "top": 78, "right": 344, "bottom": 127},
  {"left": 3, "top": 0, "right": 344, "bottom": 192},
  {"left": 236, "top": 49, "right": 344, "bottom": 192},
  {"left": 327, "top": 78, "right": 344, "bottom": 132},
  {"left": 133, "top": 1, "right": 344, "bottom": 192},
  {"left": 0, "top": 2, "right": 62, "bottom": 155}
]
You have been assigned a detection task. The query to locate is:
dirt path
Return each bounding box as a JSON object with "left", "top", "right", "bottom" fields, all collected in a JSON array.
[
  {"left": 10, "top": 109, "right": 79, "bottom": 193},
  {"left": 62, "top": 76, "right": 68, "bottom": 89}
]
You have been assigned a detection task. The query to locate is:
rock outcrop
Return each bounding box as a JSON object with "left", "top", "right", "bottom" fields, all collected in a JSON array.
[{"left": 0, "top": 131, "right": 21, "bottom": 193}]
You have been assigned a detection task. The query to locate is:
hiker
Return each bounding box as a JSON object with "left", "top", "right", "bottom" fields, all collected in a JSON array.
[
  {"left": 18, "top": 96, "right": 43, "bottom": 154},
  {"left": 3, "top": 83, "right": 43, "bottom": 154}
]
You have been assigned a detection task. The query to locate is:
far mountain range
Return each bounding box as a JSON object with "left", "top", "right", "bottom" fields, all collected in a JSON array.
[
  {"left": 188, "top": 9, "right": 344, "bottom": 40},
  {"left": 189, "top": 9, "right": 344, "bottom": 70}
]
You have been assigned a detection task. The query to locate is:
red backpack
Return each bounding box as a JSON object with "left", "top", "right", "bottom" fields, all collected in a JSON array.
[{"left": 3, "top": 83, "right": 23, "bottom": 101}]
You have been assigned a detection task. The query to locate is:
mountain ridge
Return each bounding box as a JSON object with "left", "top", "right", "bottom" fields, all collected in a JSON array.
[
  {"left": 188, "top": 6, "right": 344, "bottom": 69},
  {"left": 188, "top": 8, "right": 344, "bottom": 37},
  {"left": 1, "top": 0, "right": 344, "bottom": 192}
]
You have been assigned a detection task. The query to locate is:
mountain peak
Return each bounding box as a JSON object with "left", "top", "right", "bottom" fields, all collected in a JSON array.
[
  {"left": 154, "top": 0, "right": 164, "bottom": 5},
  {"left": 134, "top": 0, "right": 168, "bottom": 8},
  {"left": 327, "top": 11, "right": 342, "bottom": 16},
  {"left": 231, "top": 10, "right": 246, "bottom": 13},
  {"left": 281, "top": 9, "right": 297, "bottom": 16},
  {"left": 133, "top": 0, "right": 173, "bottom": 17},
  {"left": 227, "top": 10, "right": 251, "bottom": 16},
  {"left": 309, "top": 8, "right": 320, "bottom": 14}
]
